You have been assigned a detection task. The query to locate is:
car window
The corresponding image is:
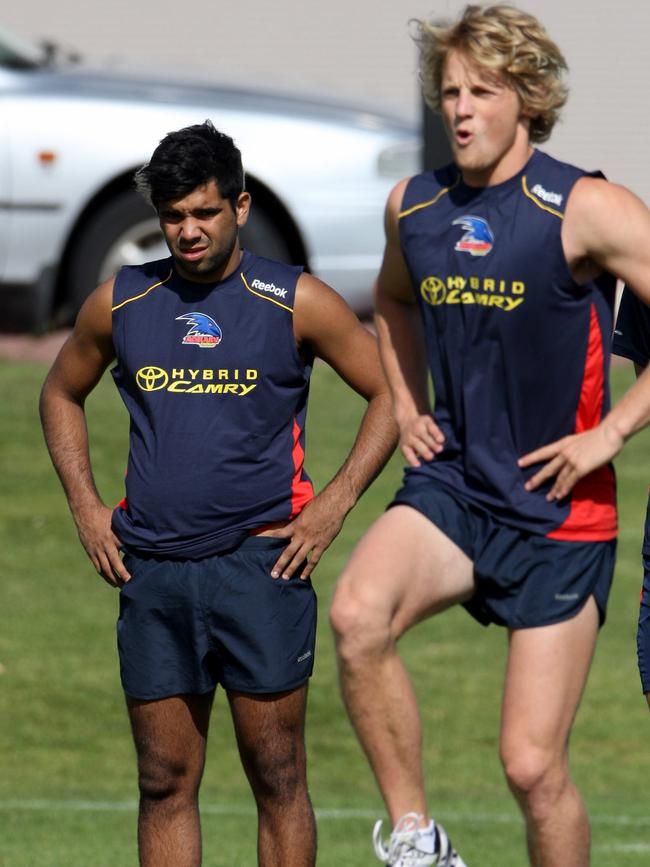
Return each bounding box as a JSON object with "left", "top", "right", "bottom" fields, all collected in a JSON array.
[{"left": 0, "top": 30, "right": 49, "bottom": 70}]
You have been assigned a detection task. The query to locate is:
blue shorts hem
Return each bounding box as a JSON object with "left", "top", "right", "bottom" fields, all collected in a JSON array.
[
  {"left": 390, "top": 478, "right": 616, "bottom": 629},
  {"left": 221, "top": 671, "right": 313, "bottom": 695},
  {"left": 122, "top": 673, "right": 313, "bottom": 701}
]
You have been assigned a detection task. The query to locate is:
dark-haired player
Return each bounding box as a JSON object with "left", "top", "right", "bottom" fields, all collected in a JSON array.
[
  {"left": 40, "top": 120, "right": 397, "bottom": 867},
  {"left": 330, "top": 5, "right": 650, "bottom": 866}
]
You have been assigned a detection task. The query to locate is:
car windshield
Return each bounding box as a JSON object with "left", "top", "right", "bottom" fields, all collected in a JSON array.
[
  {"left": 0, "top": 28, "right": 81, "bottom": 70},
  {"left": 0, "top": 29, "right": 47, "bottom": 69}
]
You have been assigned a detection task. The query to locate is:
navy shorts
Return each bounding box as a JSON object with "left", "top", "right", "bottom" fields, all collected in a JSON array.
[
  {"left": 636, "top": 494, "right": 650, "bottom": 693},
  {"left": 117, "top": 536, "right": 317, "bottom": 700},
  {"left": 391, "top": 478, "right": 616, "bottom": 629}
]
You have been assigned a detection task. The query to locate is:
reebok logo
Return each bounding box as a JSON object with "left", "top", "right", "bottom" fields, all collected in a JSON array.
[
  {"left": 531, "top": 183, "right": 563, "bottom": 207},
  {"left": 251, "top": 278, "right": 288, "bottom": 299}
]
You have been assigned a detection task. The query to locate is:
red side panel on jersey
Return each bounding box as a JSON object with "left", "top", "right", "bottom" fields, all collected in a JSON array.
[
  {"left": 290, "top": 417, "right": 314, "bottom": 517},
  {"left": 548, "top": 303, "right": 617, "bottom": 541}
]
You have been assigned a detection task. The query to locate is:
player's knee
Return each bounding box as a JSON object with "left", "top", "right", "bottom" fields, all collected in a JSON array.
[
  {"left": 330, "top": 581, "right": 389, "bottom": 662},
  {"left": 501, "top": 743, "right": 567, "bottom": 810},
  {"left": 329, "top": 582, "right": 357, "bottom": 643},
  {"left": 137, "top": 752, "right": 202, "bottom": 804},
  {"left": 245, "top": 742, "right": 306, "bottom": 806}
]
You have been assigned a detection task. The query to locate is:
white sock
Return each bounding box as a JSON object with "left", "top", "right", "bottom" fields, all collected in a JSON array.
[{"left": 416, "top": 820, "right": 436, "bottom": 854}]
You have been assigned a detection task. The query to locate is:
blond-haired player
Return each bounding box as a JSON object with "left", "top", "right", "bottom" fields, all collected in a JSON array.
[{"left": 331, "top": 5, "right": 650, "bottom": 866}]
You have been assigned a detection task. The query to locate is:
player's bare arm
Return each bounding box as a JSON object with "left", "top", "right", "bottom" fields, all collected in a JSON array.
[
  {"left": 266, "top": 272, "right": 398, "bottom": 581},
  {"left": 39, "top": 280, "right": 129, "bottom": 587},
  {"left": 520, "top": 178, "right": 650, "bottom": 498},
  {"left": 375, "top": 179, "right": 445, "bottom": 467}
]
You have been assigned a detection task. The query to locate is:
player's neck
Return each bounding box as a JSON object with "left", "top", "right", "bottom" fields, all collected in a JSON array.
[
  {"left": 174, "top": 246, "right": 243, "bottom": 285},
  {"left": 461, "top": 136, "right": 534, "bottom": 189}
]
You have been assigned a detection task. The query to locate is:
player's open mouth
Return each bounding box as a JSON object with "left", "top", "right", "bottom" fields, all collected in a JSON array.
[
  {"left": 179, "top": 247, "right": 208, "bottom": 260},
  {"left": 455, "top": 129, "right": 473, "bottom": 145}
]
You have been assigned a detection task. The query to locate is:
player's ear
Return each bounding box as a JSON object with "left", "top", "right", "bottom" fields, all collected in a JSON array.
[
  {"left": 235, "top": 191, "right": 251, "bottom": 228},
  {"left": 518, "top": 99, "right": 534, "bottom": 123}
]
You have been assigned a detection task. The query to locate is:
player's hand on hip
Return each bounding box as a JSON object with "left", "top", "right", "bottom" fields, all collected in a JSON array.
[
  {"left": 399, "top": 413, "right": 445, "bottom": 467},
  {"left": 518, "top": 423, "right": 624, "bottom": 501},
  {"left": 75, "top": 504, "right": 131, "bottom": 588},
  {"left": 266, "top": 493, "right": 347, "bottom": 581}
]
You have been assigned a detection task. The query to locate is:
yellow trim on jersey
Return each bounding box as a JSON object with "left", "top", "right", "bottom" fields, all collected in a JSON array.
[
  {"left": 111, "top": 269, "right": 173, "bottom": 312},
  {"left": 398, "top": 176, "right": 460, "bottom": 219},
  {"left": 240, "top": 273, "right": 294, "bottom": 313},
  {"left": 521, "top": 176, "right": 564, "bottom": 220}
]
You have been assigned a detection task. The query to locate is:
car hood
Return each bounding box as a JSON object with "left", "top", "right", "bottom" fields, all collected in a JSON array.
[{"left": 5, "top": 64, "right": 415, "bottom": 135}]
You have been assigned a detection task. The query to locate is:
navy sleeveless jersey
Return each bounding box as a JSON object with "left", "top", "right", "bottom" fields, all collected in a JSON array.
[
  {"left": 110, "top": 250, "right": 314, "bottom": 558},
  {"left": 398, "top": 148, "right": 617, "bottom": 540}
]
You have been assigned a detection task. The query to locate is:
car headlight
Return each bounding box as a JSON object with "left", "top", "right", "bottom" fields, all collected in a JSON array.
[{"left": 377, "top": 139, "right": 421, "bottom": 178}]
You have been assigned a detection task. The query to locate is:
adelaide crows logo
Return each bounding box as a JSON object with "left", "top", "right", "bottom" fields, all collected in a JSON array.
[
  {"left": 176, "top": 312, "right": 222, "bottom": 348},
  {"left": 452, "top": 215, "right": 494, "bottom": 256}
]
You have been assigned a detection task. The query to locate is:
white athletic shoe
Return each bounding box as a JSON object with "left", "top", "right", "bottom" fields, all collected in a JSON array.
[{"left": 372, "top": 812, "right": 468, "bottom": 866}]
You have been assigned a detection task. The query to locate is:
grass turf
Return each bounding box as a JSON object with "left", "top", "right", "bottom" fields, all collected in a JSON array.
[{"left": 1, "top": 358, "right": 650, "bottom": 865}]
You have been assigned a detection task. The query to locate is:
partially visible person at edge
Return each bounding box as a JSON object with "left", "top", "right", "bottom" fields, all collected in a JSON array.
[
  {"left": 330, "top": 5, "right": 650, "bottom": 867},
  {"left": 613, "top": 290, "right": 650, "bottom": 709},
  {"left": 39, "top": 120, "right": 397, "bottom": 867}
]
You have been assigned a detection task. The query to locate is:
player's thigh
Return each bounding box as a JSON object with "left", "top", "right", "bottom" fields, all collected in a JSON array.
[
  {"left": 333, "top": 505, "right": 474, "bottom": 637},
  {"left": 227, "top": 686, "right": 308, "bottom": 781},
  {"left": 127, "top": 692, "right": 215, "bottom": 777},
  {"left": 500, "top": 597, "right": 599, "bottom": 760}
]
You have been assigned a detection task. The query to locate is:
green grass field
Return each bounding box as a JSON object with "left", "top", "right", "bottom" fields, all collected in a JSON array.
[{"left": 1, "top": 358, "right": 650, "bottom": 866}]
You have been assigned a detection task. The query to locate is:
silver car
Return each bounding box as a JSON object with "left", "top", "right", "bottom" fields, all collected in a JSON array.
[{"left": 0, "top": 29, "right": 419, "bottom": 330}]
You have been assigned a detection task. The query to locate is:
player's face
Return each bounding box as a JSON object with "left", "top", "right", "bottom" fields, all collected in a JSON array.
[
  {"left": 440, "top": 50, "right": 532, "bottom": 187},
  {"left": 158, "top": 180, "right": 250, "bottom": 282}
]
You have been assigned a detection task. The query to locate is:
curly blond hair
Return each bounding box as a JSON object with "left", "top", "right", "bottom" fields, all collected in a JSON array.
[{"left": 416, "top": 4, "right": 568, "bottom": 143}]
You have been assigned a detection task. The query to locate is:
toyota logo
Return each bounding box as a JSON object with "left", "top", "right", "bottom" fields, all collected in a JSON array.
[
  {"left": 136, "top": 366, "right": 169, "bottom": 391},
  {"left": 420, "top": 277, "right": 447, "bottom": 306}
]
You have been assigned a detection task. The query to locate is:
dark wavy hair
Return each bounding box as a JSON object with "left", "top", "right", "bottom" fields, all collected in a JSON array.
[{"left": 135, "top": 120, "right": 244, "bottom": 210}]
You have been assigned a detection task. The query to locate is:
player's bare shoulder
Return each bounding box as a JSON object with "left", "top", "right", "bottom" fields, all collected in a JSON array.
[
  {"left": 564, "top": 175, "right": 623, "bottom": 226},
  {"left": 76, "top": 277, "right": 116, "bottom": 339},
  {"left": 293, "top": 272, "right": 358, "bottom": 347},
  {"left": 385, "top": 177, "right": 412, "bottom": 229},
  {"left": 563, "top": 175, "right": 650, "bottom": 279},
  {"left": 294, "top": 271, "right": 342, "bottom": 308},
  {"left": 375, "top": 177, "right": 415, "bottom": 305},
  {"left": 54, "top": 277, "right": 117, "bottom": 377}
]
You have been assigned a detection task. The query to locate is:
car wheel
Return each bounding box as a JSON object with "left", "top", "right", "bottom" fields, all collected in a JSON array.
[
  {"left": 65, "top": 189, "right": 293, "bottom": 318},
  {"left": 65, "top": 190, "right": 166, "bottom": 316},
  {"left": 240, "top": 206, "right": 292, "bottom": 264}
]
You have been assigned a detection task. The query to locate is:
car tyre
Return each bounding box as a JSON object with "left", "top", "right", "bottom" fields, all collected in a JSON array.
[
  {"left": 240, "top": 205, "right": 292, "bottom": 264},
  {"left": 65, "top": 189, "right": 164, "bottom": 318}
]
